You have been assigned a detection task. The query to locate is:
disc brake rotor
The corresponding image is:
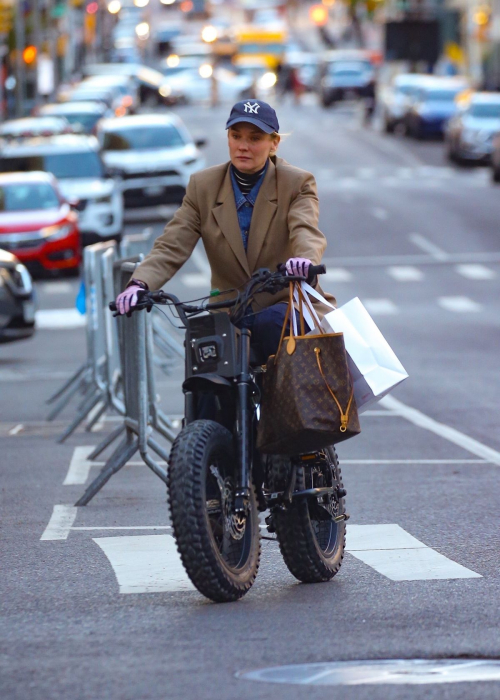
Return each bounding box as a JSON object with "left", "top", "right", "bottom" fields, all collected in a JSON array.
[{"left": 210, "top": 466, "right": 247, "bottom": 541}]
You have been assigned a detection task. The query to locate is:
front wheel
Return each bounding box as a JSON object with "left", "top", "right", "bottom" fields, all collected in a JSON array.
[
  {"left": 268, "top": 448, "right": 346, "bottom": 583},
  {"left": 168, "top": 420, "right": 261, "bottom": 602}
]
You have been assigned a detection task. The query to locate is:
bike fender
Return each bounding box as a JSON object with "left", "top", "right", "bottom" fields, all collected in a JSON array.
[{"left": 182, "top": 374, "right": 232, "bottom": 394}]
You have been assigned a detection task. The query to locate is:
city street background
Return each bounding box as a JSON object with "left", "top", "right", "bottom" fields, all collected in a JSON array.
[{"left": 2, "top": 96, "right": 500, "bottom": 698}]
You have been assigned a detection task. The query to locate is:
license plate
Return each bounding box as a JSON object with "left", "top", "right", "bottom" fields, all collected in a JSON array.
[
  {"left": 23, "top": 301, "right": 35, "bottom": 323},
  {"left": 144, "top": 185, "right": 165, "bottom": 197}
]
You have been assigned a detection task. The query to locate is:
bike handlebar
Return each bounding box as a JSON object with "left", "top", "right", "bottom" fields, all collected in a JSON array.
[{"left": 109, "top": 263, "right": 327, "bottom": 322}]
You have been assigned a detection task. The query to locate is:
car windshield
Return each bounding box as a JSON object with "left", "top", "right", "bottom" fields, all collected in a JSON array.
[
  {"left": 328, "top": 61, "right": 370, "bottom": 75},
  {"left": 0, "top": 182, "right": 60, "bottom": 211},
  {"left": 422, "top": 89, "right": 461, "bottom": 102},
  {"left": 102, "top": 125, "right": 185, "bottom": 150},
  {"left": 62, "top": 113, "right": 101, "bottom": 131},
  {"left": 0, "top": 152, "right": 104, "bottom": 179},
  {"left": 469, "top": 103, "right": 500, "bottom": 118}
]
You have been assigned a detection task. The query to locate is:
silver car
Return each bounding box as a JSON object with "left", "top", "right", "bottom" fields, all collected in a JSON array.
[
  {"left": 380, "top": 74, "right": 433, "bottom": 133},
  {"left": 97, "top": 114, "right": 206, "bottom": 208},
  {"left": 445, "top": 92, "right": 500, "bottom": 164}
]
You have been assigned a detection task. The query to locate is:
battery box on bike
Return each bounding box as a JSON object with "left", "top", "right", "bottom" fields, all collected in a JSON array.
[{"left": 185, "top": 313, "right": 241, "bottom": 379}]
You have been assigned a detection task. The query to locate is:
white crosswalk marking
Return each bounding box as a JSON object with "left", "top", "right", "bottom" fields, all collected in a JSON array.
[
  {"left": 94, "top": 535, "right": 195, "bottom": 594},
  {"left": 324, "top": 268, "right": 352, "bottom": 283},
  {"left": 362, "top": 298, "right": 398, "bottom": 315},
  {"left": 455, "top": 264, "right": 496, "bottom": 280},
  {"left": 387, "top": 266, "right": 424, "bottom": 282},
  {"left": 371, "top": 207, "right": 389, "bottom": 220},
  {"left": 40, "top": 282, "right": 73, "bottom": 294},
  {"left": 438, "top": 296, "right": 482, "bottom": 313},
  {"left": 347, "top": 524, "right": 481, "bottom": 581},
  {"left": 88, "top": 525, "right": 481, "bottom": 594},
  {"left": 35, "top": 309, "right": 86, "bottom": 329}
]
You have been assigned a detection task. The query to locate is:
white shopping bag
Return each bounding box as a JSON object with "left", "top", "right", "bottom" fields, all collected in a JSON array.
[{"left": 298, "top": 283, "right": 409, "bottom": 412}]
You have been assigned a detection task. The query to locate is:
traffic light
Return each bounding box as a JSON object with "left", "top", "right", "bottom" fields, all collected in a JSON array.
[
  {"left": 309, "top": 4, "right": 328, "bottom": 26},
  {"left": 23, "top": 46, "right": 37, "bottom": 64}
]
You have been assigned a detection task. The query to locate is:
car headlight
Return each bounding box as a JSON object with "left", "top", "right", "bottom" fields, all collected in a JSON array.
[
  {"left": 184, "top": 158, "right": 197, "bottom": 166},
  {"left": 40, "top": 223, "right": 74, "bottom": 242},
  {"left": 461, "top": 128, "right": 479, "bottom": 143},
  {"left": 94, "top": 195, "right": 113, "bottom": 204}
]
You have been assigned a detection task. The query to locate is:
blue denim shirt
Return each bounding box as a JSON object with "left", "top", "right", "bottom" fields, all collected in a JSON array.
[{"left": 230, "top": 162, "right": 268, "bottom": 252}]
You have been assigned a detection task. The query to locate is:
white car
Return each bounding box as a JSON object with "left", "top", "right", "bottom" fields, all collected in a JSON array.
[
  {"left": 0, "top": 135, "right": 123, "bottom": 244},
  {"left": 445, "top": 92, "right": 500, "bottom": 164},
  {"left": 159, "top": 67, "right": 253, "bottom": 106},
  {"left": 97, "top": 114, "right": 206, "bottom": 208},
  {"left": 380, "top": 74, "right": 432, "bottom": 133}
]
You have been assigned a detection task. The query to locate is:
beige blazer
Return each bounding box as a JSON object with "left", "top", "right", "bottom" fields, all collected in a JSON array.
[{"left": 132, "top": 155, "right": 335, "bottom": 317}]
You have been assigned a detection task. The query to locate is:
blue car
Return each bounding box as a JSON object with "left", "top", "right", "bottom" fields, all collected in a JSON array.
[{"left": 405, "top": 79, "right": 469, "bottom": 139}]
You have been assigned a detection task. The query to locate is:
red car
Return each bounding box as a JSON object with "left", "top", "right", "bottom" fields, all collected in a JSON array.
[{"left": 0, "top": 171, "right": 81, "bottom": 276}]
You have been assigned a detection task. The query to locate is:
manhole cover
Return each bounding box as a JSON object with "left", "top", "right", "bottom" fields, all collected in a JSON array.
[{"left": 237, "top": 659, "right": 500, "bottom": 686}]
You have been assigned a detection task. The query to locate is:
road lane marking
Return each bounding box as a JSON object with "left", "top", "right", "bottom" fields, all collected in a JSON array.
[
  {"left": 347, "top": 524, "right": 481, "bottom": 581},
  {"left": 323, "top": 251, "right": 500, "bottom": 267},
  {"left": 35, "top": 309, "right": 86, "bottom": 329},
  {"left": 93, "top": 534, "right": 196, "bottom": 594},
  {"left": 40, "top": 282, "right": 73, "bottom": 294},
  {"left": 8, "top": 423, "right": 24, "bottom": 435},
  {"left": 63, "top": 446, "right": 167, "bottom": 485},
  {"left": 324, "top": 268, "right": 352, "bottom": 283},
  {"left": 381, "top": 395, "right": 500, "bottom": 465},
  {"left": 371, "top": 207, "right": 389, "bottom": 220},
  {"left": 341, "top": 459, "right": 488, "bottom": 464},
  {"left": 362, "top": 299, "right": 398, "bottom": 315},
  {"left": 64, "top": 446, "right": 97, "bottom": 485},
  {"left": 387, "top": 266, "right": 424, "bottom": 282},
  {"left": 455, "top": 264, "right": 496, "bottom": 280},
  {"left": 438, "top": 296, "right": 482, "bottom": 312},
  {"left": 181, "top": 273, "right": 210, "bottom": 288},
  {"left": 88, "top": 526, "right": 481, "bottom": 593},
  {"left": 408, "top": 233, "right": 449, "bottom": 261},
  {"left": 40, "top": 505, "right": 78, "bottom": 541}
]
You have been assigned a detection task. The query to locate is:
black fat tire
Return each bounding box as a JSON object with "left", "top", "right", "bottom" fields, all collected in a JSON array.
[
  {"left": 492, "top": 167, "right": 500, "bottom": 183},
  {"left": 269, "top": 448, "right": 346, "bottom": 583},
  {"left": 168, "top": 420, "right": 260, "bottom": 603}
]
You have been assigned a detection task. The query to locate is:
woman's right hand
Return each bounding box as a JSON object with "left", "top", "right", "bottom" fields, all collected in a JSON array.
[{"left": 115, "top": 284, "right": 144, "bottom": 315}]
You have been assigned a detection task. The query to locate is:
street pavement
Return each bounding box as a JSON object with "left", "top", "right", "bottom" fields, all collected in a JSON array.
[{"left": 2, "top": 99, "right": 500, "bottom": 700}]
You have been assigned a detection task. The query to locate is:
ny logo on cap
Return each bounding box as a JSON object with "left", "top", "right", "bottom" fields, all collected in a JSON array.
[{"left": 244, "top": 102, "right": 260, "bottom": 114}]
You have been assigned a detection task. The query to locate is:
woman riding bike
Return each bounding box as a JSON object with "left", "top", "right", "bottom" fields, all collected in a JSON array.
[
  {"left": 115, "top": 101, "right": 346, "bottom": 602},
  {"left": 115, "top": 99, "right": 335, "bottom": 361}
]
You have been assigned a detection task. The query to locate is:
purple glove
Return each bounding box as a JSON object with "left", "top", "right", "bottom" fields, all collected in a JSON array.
[
  {"left": 115, "top": 284, "right": 144, "bottom": 315},
  {"left": 286, "top": 257, "right": 312, "bottom": 278}
]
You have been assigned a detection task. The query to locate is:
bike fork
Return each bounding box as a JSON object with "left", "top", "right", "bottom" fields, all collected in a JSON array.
[{"left": 235, "top": 328, "right": 252, "bottom": 514}]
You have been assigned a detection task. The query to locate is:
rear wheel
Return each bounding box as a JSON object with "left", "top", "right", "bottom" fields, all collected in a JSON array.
[
  {"left": 492, "top": 166, "right": 500, "bottom": 183},
  {"left": 168, "top": 420, "right": 260, "bottom": 603},
  {"left": 267, "top": 448, "right": 346, "bottom": 583}
]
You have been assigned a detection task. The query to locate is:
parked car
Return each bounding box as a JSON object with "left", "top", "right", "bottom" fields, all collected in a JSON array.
[
  {"left": 80, "top": 75, "right": 139, "bottom": 115},
  {"left": 380, "top": 73, "right": 431, "bottom": 133},
  {"left": 97, "top": 114, "right": 206, "bottom": 208},
  {"left": 0, "top": 116, "right": 73, "bottom": 141},
  {"left": 0, "top": 135, "right": 123, "bottom": 245},
  {"left": 405, "top": 78, "right": 469, "bottom": 139},
  {"left": 490, "top": 132, "right": 500, "bottom": 182},
  {"left": 159, "top": 67, "right": 253, "bottom": 105},
  {"left": 38, "top": 101, "right": 109, "bottom": 135},
  {"left": 319, "top": 58, "right": 375, "bottom": 107},
  {"left": 0, "top": 247, "right": 36, "bottom": 342},
  {"left": 445, "top": 92, "right": 500, "bottom": 164},
  {"left": 0, "top": 172, "right": 80, "bottom": 276}
]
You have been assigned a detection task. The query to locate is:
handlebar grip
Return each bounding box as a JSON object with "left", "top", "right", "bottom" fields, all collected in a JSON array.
[
  {"left": 308, "top": 264, "right": 326, "bottom": 278},
  {"left": 109, "top": 301, "right": 117, "bottom": 312}
]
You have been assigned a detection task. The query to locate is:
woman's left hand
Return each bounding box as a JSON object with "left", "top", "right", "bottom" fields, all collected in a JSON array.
[{"left": 286, "top": 257, "right": 312, "bottom": 278}]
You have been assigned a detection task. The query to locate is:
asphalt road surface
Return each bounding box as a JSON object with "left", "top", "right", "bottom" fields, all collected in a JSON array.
[{"left": 2, "top": 99, "right": 500, "bottom": 700}]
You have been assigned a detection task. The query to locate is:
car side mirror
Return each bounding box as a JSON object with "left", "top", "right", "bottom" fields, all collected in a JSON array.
[{"left": 195, "top": 138, "right": 207, "bottom": 148}]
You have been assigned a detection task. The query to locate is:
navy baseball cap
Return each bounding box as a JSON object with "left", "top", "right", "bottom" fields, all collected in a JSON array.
[{"left": 226, "top": 100, "right": 279, "bottom": 134}]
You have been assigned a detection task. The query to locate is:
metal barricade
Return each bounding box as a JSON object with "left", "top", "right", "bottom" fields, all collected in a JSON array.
[
  {"left": 54, "top": 241, "right": 118, "bottom": 443},
  {"left": 75, "top": 261, "right": 176, "bottom": 506}
]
